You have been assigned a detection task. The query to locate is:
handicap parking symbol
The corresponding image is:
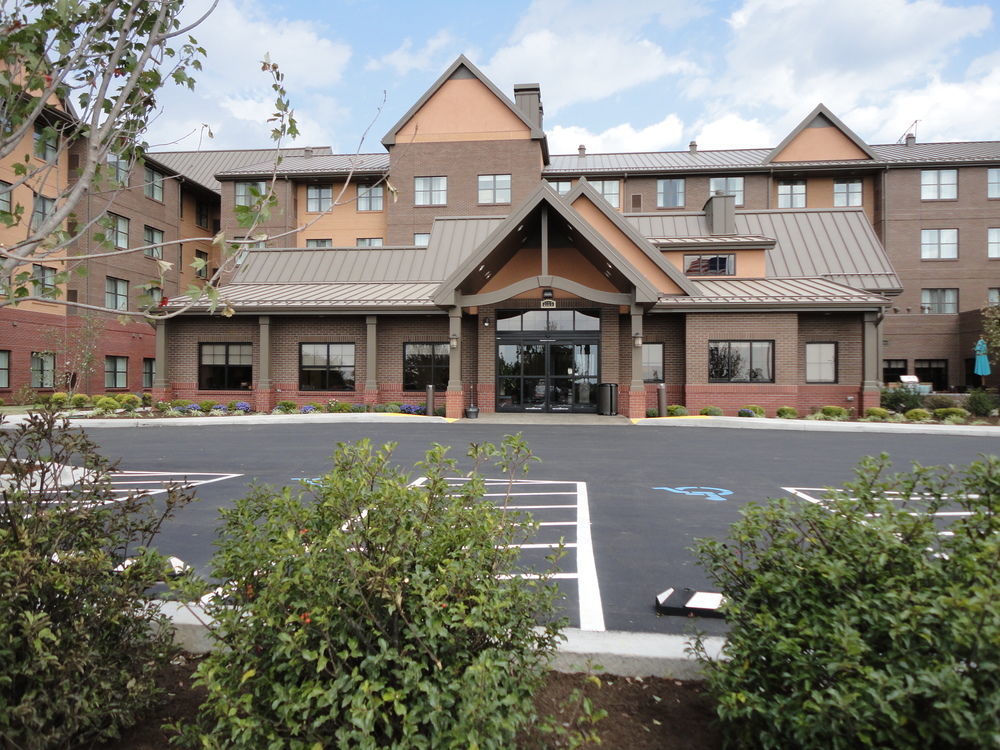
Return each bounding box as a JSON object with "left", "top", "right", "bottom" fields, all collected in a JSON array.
[{"left": 654, "top": 486, "right": 733, "bottom": 502}]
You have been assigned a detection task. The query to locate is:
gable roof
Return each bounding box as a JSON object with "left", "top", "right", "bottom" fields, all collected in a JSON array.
[
  {"left": 767, "top": 104, "right": 876, "bottom": 164},
  {"left": 150, "top": 147, "right": 333, "bottom": 193},
  {"left": 381, "top": 55, "right": 545, "bottom": 147}
]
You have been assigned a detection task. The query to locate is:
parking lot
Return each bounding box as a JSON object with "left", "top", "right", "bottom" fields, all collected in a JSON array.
[{"left": 80, "top": 419, "right": 986, "bottom": 635}]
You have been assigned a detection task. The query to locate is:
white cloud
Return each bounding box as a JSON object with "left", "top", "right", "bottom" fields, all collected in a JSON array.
[
  {"left": 365, "top": 31, "right": 457, "bottom": 76},
  {"left": 692, "top": 114, "right": 774, "bottom": 150},
  {"left": 547, "top": 114, "right": 685, "bottom": 154}
]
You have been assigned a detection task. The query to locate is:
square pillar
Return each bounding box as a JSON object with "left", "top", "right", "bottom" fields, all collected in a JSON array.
[
  {"left": 254, "top": 315, "right": 274, "bottom": 413},
  {"left": 151, "top": 320, "right": 172, "bottom": 402},
  {"left": 626, "top": 306, "right": 647, "bottom": 418},
  {"left": 364, "top": 315, "right": 379, "bottom": 405},
  {"left": 446, "top": 307, "right": 464, "bottom": 419}
]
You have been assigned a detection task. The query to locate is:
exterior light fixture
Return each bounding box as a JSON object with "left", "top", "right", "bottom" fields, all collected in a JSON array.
[
  {"left": 542, "top": 288, "right": 554, "bottom": 300},
  {"left": 483, "top": 316, "right": 492, "bottom": 328},
  {"left": 633, "top": 332, "right": 643, "bottom": 348},
  {"left": 449, "top": 334, "right": 459, "bottom": 349}
]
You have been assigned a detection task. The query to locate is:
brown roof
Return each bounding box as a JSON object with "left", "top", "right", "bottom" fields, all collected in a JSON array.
[
  {"left": 183, "top": 281, "right": 440, "bottom": 312},
  {"left": 216, "top": 153, "right": 390, "bottom": 180},
  {"left": 656, "top": 276, "right": 890, "bottom": 308},
  {"left": 149, "top": 147, "right": 333, "bottom": 193}
]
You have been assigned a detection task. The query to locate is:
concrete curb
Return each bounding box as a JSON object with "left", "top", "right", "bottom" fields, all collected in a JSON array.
[
  {"left": 635, "top": 415, "right": 1000, "bottom": 437},
  {"left": 0, "top": 412, "right": 453, "bottom": 428},
  {"left": 159, "top": 601, "right": 723, "bottom": 678}
]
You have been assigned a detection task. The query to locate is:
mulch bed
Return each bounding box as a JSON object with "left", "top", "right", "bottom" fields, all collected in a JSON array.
[{"left": 94, "top": 655, "right": 722, "bottom": 749}]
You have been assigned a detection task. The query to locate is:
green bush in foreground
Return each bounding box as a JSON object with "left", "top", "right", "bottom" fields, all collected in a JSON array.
[
  {"left": 819, "top": 405, "right": 849, "bottom": 419},
  {"left": 177, "top": 436, "right": 562, "bottom": 749},
  {"left": 881, "top": 386, "right": 922, "bottom": 413},
  {"left": 700, "top": 405, "right": 723, "bottom": 416},
  {"left": 864, "top": 406, "right": 890, "bottom": 420},
  {"left": 934, "top": 407, "right": 969, "bottom": 422},
  {"left": 694, "top": 455, "right": 1000, "bottom": 749},
  {"left": 0, "top": 411, "right": 195, "bottom": 748},
  {"left": 775, "top": 406, "right": 798, "bottom": 419},
  {"left": 963, "top": 389, "right": 997, "bottom": 417},
  {"left": 904, "top": 407, "right": 932, "bottom": 422},
  {"left": 666, "top": 404, "right": 688, "bottom": 416}
]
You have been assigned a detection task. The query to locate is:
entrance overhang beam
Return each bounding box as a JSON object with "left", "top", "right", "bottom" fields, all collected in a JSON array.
[{"left": 455, "top": 275, "right": 637, "bottom": 307}]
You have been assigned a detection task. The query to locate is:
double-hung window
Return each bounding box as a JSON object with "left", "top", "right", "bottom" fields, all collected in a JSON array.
[
  {"left": 31, "top": 352, "right": 55, "bottom": 388},
  {"left": 642, "top": 343, "right": 664, "bottom": 382},
  {"left": 198, "top": 343, "right": 252, "bottom": 390},
  {"left": 105, "top": 356, "right": 128, "bottom": 388},
  {"left": 105, "top": 276, "right": 128, "bottom": 310},
  {"left": 589, "top": 179, "right": 620, "bottom": 208},
  {"left": 305, "top": 239, "right": 332, "bottom": 248},
  {"left": 777, "top": 179, "right": 806, "bottom": 208},
  {"left": 299, "top": 343, "right": 355, "bottom": 390},
  {"left": 988, "top": 228, "right": 1000, "bottom": 259},
  {"left": 709, "top": 176, "right": 744, "bottom": 206},
  {"left": 108, "top": 213, "right": 129, "bottom": 249},
  {"left": 31, "top": 195, "right": 55, "bottom": 232},
  {"left": 235, "top": 181, "right": 266, "bottom": 207},
  {"left": 989, "top": 288, "right": 1000, "bottom": 306},
  {"left": 805, "top": 342, "right": 837, "bottom": 383},
  {"left": 32, "top": 264, "right": 56, "bottom": 295},
  {"left": 0, "top": 181, "right": 9, "bottom": 214},
  {"left": 478, "top": 174, "right": 511, "bottom": 204},
  {"left": 307, "top": 185, "right": 332, "bottom": 212},
  {"left": 0, "top": 350, "right": 8, "bottom": 388},
  {"left": 143, "top": 358, "right": 155, "bottom": 388},
  {"left": 33, "top": 122, "right": 57, "bottom": 161},
  {"left": 920, "top": 228, "right": 957, "bottom": 259},
  {"left": 921, "top": 288, "right": 958, "bottom": 314},
  {"left": 195, "top": 201, "right": 210, "bottom": 228},
  {"left": 657, "top": 179, "right": 685, "bottom": 208},
  {"left": 921, "top": 169, "right": 957, "bottom": 200},
  {"left": 195, "top": 250, "right": 209, "bottom": 278},
  {"left": 356, "top": 238, "right": 383, "bottom": 247},
  {"left": 144, "top": 226, "right": 164, "bottom": 258},
  {"left": 413, "top": 233, "right": 430, "bottom": 247},
  {"left": 403, "top": 343, "right": 449, "bottom": 391},
  {"left": 357, "top": 184, "right": 383, "bottom": 211},
  {"left": 107, "top": 153, "right": 129, "bottom": 184},
  {"left": 834, "top": 179, "right": 862, "bottom": 206},
  {"left": 709, "top": 340, "right": 774, "bottom": 382},
  {"left": 144, "top": 166, "right": 164, "bottom": 201},
  {"left": 989, "top": 168, "right": 1000, "bottom": 199},
  {"left": 547, "top": 180, "right": 572, "bottom": 196},
  {"left": 414, "top": 176, "right": 447, "bottom": 206}
]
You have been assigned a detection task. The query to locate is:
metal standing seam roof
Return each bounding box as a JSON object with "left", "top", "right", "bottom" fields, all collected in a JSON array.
[
  {"left": 216, "top": 153, "right": 391, "bottom": 179},
  {"left": 184, "top": 281, "right": 441, "bottom": 310},
  {"left": 657, "top": 276, "right": 890, "bottom": 306},
  {"left": 628, "top": 209, "right": 901, "bottom": 293},
  {"left": 148, "top": 147, "right": 333, "bottom": 193}
]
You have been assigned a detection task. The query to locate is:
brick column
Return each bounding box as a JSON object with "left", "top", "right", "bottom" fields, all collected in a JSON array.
[
  {"left": 446, "top": 307, "right": 464, "bottom": 418},
  {"left": 861, "top": 311, "right": 884, "bottom": 414},
  {"left": 364, "top": 315, "right": 379, "bottom": 407},
  {"left": 625, "top": 306, "right": 647, "bottom": 418},
  {"left": 253, "top": 315, "right": 274, "bottom": 413},
  {"left": 150, "top": 320, "right": 172, "bottom": 402},
  {"left": 476, "top": 307, "right": 496, "bottom": 413}
]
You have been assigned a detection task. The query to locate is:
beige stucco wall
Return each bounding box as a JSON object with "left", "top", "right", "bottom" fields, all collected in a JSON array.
[{"left": 396, "top": 78, "right": 532, "bottom": 143}]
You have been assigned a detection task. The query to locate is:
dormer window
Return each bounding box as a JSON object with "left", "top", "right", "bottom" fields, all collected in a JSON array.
[{"left": 684, "top": 254, "right": 735, "bottom": 276}]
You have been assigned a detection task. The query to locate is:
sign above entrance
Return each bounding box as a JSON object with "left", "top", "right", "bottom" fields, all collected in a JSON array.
[{"left": 540, "top": 299, "right": 556, "bottom": 309}]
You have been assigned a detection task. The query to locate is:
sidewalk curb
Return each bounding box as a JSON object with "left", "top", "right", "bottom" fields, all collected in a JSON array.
[
  {"left": 634, "top": 415, "right": 1000, "bottom": 438},
  {"left": 160, "top": 601, "right": 724, "bottom": 678}
]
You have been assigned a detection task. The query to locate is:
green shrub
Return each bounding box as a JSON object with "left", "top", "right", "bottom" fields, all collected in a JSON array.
[
  {"left": 934, "top": 407, "right": 969, "bottom": 421},
  {"left": 94, "top": 396, "right": 119, "bottom": 412},
  {"left": 275, "top": 400, "right": 297, "bottom": 414},
  {"left": 36, "top": 393, "right": 53, "bottom": 406},
  {"left": 666, "top": 404, "right": 688, "bottom": 416},
  {"left": 326, "top": 400, "right": 353, "bottom": 413},
  {"left": 0, "top": 397, "right": 5, "bottom": 407},
  {"left": 12, "top": 385, "right": 38, "bottom": 406},
  {"left": 775, "top": 406, "right": 798, "bottom": 419},
  {"left": 922, "top": 394, "right": 957, "bottom": 411},
  {"left": 49, "top": 391, "right": 69, "bottom": 408},
  {"left": 0, "top": 412, "right": 195, "bottom": 747},
  {"left": 434, "top": 405, "right": 446, "bottom": 417},
  {"left": 140, "top": 392, "right": 153, "bottom": 407},
  {"left": 819, "top": 405, "right": 849, "bottom": 419},
  {"left": 199, "top": 399, "right": 217, "bottom": 414},
  {"left": 864, "top": 406, "right": 890, "bottom": 420},
  {"left": 116, "top": 393, "right": 142, "bottom": 411},
  {"left": 645, "top": 407, "right": 659, "bottom": 418},
  {"left": 964, "top": 389, "right": 998, "bottom": 417},
  {"left": 700, "top": 405, "right": 723, "bottom": 416},
  {"left": 742, "top": 404, "right": 765, "bottom": 417},
  {"left": 70, "top": 393, "right": 90, "bottom": 408},
  {"left": 737, "top": 407, "right": 757, "bottom": 418},
  {"left": 881, "top": 386, "right": 922, "bottom": 413},
  {"left": 170, "top": 399, "right": 189, "bottom": 409},
  {"left": 904, "top": 407, "right": 932, "bottom": 421},
  {"left": 177, "top": 437, "right": 561, "bottom": 749},
  {"left": 693, "top": 455, "right": 1000, "bottom": 749}
]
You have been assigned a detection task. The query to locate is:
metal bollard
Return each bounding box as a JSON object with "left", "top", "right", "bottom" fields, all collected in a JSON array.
[
  {"left": 425, "top": 384, "right": 434, "bottom": 416},
  {"left": 657, "top": 383, "right": 667, "bottom": 417}
]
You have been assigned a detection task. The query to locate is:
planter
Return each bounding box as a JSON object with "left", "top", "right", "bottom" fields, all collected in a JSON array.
[{"left": 465, "top": 405, "right": 479, "bottom": 419}]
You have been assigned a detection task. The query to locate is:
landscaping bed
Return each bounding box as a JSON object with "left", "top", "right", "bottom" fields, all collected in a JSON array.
[{"left": 94, "top": 655, "right": 721, "bottom": 750}]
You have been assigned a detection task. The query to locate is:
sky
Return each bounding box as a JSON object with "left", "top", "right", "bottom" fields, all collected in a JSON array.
[{"left": 146, "top": 0, "right": 1000, "bottom": 156}]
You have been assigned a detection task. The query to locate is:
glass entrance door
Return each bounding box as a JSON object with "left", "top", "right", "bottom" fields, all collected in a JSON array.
[{"left": 497, "top": 341, "right": 599, "bottom": 412}]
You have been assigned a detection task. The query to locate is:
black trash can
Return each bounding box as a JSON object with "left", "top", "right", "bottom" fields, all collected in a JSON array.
[{"left": 598, "top": 383, "right": 618, "bottom": 416}]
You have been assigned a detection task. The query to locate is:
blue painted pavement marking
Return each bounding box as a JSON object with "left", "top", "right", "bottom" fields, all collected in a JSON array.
[{"left": 653, "top": 486, "right": 733, "bottom": 502}]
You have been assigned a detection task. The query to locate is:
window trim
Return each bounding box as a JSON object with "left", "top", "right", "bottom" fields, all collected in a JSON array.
[
  {"left": 641, "top": 342, "right": 664, "bottom": 383},
  {"left": 108, "top": 212, "right": 129, "bottom": 249},
  {"left": 32, "top": 263, "right": 57, "bottom": 295},
  {"left": 31, "top": 194, "right": 55, "bottom": 232},
  {"left": 403, "top": 342, "right": 450, "bottom": 392},
  {"left": 805, "top": 341, "right": 837, "bottom": 384},
  {"left": 104, "top": 355, "right": 128, "bottom": 389},
  {"left": 105, "top": 276, "right": 128, "bottom": 311},
  {"left": 920, "top": 288, "right": 958, "bottom": 314},
  {"left": 777, "top": 179, "right": 806, "bottom": 209},
  {"left": 919, "top": 228, "right": 958, "bottom": 260},
  {"left": 588, "top": 179, "right": 620, "bottom": 208},
  {"left": 414, "top": 176, "right": 447, "bottom": 207},
  {"left": 656, "top": 178, "right": 685, "bottom": 209},
  {"left": 708, "top": 340, "right": 775, "bottom": 383},
  {"left": 143, "top": 225, "right": 164, "bottom": 258},
  {"left": 306, "top": 184, "right": 332, "bottom": 213},
  {"left": 298, "top": 342, "right": 356, "bottom": 391},
  {"left": 0, "top": 349, "right": 10, "bottom": 389},
  {"left": 144, "top": 166, "right": 165, "bottom": 202},
  {"left": 235, "top": 181, "right": 266, "bottom": 208},
  {"left": 920, "top": 169, "right": 957, "bottom": 201},
  {"left": 989, "top": 168, "right": 1000, "bottom": 199},
  {"left": 833, "top": 179, "right": 862, "bottom": 207},
  {"left": 413, "top": 233, "right": 430, "bottom": 247},
  {"left": 709, "top": 176, "right": 745, "bottom": 207},
  {"left": 477, "top": 173, "right": 512, "bottom": 205},
  {"left": 142, "top": 357, "right": 155, "bottom": 389},
  {"left": 988, "top": 227, "right": 1000, "bottom": 259},
  {"left": 547, "top": 180, "right": 572, "bottom": 196},
  {"left": 357, "top": 183, "right": 384, "bottom": 212},
  {"left": 195, "top": 250, "right": 209, "bottom": 278},
  {"left": 198, "top": 342, "right": 253, "bottom": 390},
  {"left": 30, "top": 351, "right": 55, "bottom": 389},
  {"left": 356, "top": 238, "right": 383, "bottom": 248}
]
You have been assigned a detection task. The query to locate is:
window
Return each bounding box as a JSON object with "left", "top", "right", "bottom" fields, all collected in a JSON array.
[
  {"left": 148, "top": 286, "right": 163, "bottom": 307},
  {"left": 144, "top": 166, "right": 164, "bottom": 201},
  {"left": 915, "top": 359, "right": 948, "bottom": 391},
  {"left": 356, "top": 238, "right": 383, "bottom": 247},
  {"left": 920, "top": 228, "right": 957, "bottom": 259},
  {"left": 656, "top": 179, "right": 685, "bottom": 208},
  {"left": 31, "top": 195, "right": 55, "bottom": 231},
  {"left": 31, "top": 352, "right": 54, "bottom": 388},
  {"left": 921, "top": 169, "right": 957, "bottom": 200},
  {"left": 988, "top": 228, "right": 1000, "bottom": 258},
  {"left": 299, "top": 343, "right": 355, "bottom": 390},
  {"left": 548, "top": 180, "right": 572, "bottom": 196},
  {"left": 144, "top": 226, "right": 164, "bottom": 258},
  {"left": 478, "top": 174, "right": 511, "bottom": 204},
  {"left": 105, "top": 276, "right": 128, "bottom": 310},
  {"left": 989, "top": 168, "right": 1000, "bottom": 199},
  {"left": 414, "top": 176, "right": 447, "bottom": 206},
  {"left": 233, "top": 238, "right": 264, "bottom": 266},
  {"left": 0, "top": 181, "right": 8, "bottom": 214},
  {"left": 305, "top": 239, "right": 332, "bottom": 248},
  {"left": 403, "top": 343, "right": 449, "bottom": 391},
  {"left": 989, "top": 288, "right": 1000, "bottom": 306},
  {"left": 32, "top": 264, "right": 56, "bottom": 295},
  {"left": 105, "top": 356, "right": 128, "bottom": 388},
  {"left": 33, "top": 122, "right": 57, "bottom": 161},
  {"left": 684, "top": 254, "right": 735, "bottom": 276},
  {"left": 883, "top": 359, "right": 907, "bottom": 383},
  {"left": 806, "top": 342, "right": 836, "bottom": 383},
  {"left": 198, "top": 343, "right": 252, "bottom": 390},
  {"left": 495, "top": 309, "right": 600, "bottom": 332},
  {"left": 235, "top": 181, "right": 266, "bottom": 207},
  {"left": 777, "top": 179, "right": 806, "bottom": 208},
  {"left": 589, "top": 179, "right": 620, "bottom": 208},
  {"left": 709, "top": 340, "right": 773, "bottom": 382},
  {"left": 0, "top": 350, "right": 8, "bottom": 388},
  {"left": 642, "top": 343, "right": 664, "bottom": 382},
  {"left": 195, "top": 200, "right": 210, "bottom": 228},
  {"left": 195, "top": 250, "right": 208, "bottom": 278},
  {"left": 107, "top": 153, "right": 129, "bottom": 184},
  {"left": 709, "top": 176, "right": 744, "bottom": 206},
  {"left": 834, "top": 179, "right": 862, "bottom": 207},
  {"left": 921, "top": 288, "right": 958, "bottom": 314},
  {"left": 413, "top": 233, "right": 430, "bottom": 247},
  {"left": 357, "top": 184, "right": 383, "bottom": 211},
  {"left": 306, "top": 185, "right": 332, "bottom": 212},
  {"left": 142, "top": 358, "right": 155, "bottom": 388},
  {"left": 108, "top": 213, "right": 129, "bottom": 248}
]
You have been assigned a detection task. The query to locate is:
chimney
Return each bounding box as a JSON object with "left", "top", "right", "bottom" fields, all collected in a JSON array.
[
  {"left": 578, "top": 144, "right": 586, "bottom": 157},
  {"left": 704, "top": 190, "right": 736, "bottom": 235},
  {"left": 904, "top": 133, "right": 916, "bottom": 146},
  {"left": 513, "top": 83, "right": 543, "bottom": 131},
  {"left": 689, "top": 140, "right": 698, "bottom": 153}
]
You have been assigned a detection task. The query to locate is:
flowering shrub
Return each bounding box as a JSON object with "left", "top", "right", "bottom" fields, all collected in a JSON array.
[
  {"left": 234, "top": 402, "right": 252, "bottom": 413},
  {"left": 737, "top": 408, "right": 757, "bottom": 418},
  {"left": 211, "top": 404, "right": 227, "bottom": 412},
  {"left": 300, "top": 405, "right": 317, "bottom": 414},
  {"left": 399, "top": 403, "right": 426, "bottom": 415}
]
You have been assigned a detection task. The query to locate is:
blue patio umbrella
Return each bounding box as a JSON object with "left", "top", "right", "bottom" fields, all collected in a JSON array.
[{"left": 974, "top": 338, "right": 991, "bottom": 379}]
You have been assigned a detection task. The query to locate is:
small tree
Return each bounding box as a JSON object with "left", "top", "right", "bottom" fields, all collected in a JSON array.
[{"left": 42, "top": 311, "right": 104, "bottom": 393}]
